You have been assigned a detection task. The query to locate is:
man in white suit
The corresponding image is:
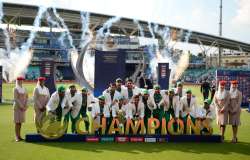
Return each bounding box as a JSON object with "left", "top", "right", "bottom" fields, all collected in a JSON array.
[
  {"left": 125, "top": 79, "right": 141, "bottom": 101},
  {"left": 127, "top": 95, "right": 145, "bottom": 134},
  {"left": 197, "top": 99, "right": 215, "bottom": 135},
  {"left": 46, "top": 86, "right": 70, "bottom": 122},
  {"left": 179, "top": 89, "right": 198, "bottom": 133},
  {"left": 159, "top": 88, "right": 180, "bottom": 122},
  {"left": 141, "top": 89, "right": 156, "bottom": 130},
  {"left": 115, "top": 78, "right": 128, "bottom": 101},
  {"left": 103, "top": 83, "right": 121, "bottom": 107},
  {"left": 64, "top": 85, "right": 82, "bottom": 133},
  {"left": 91, "top": 95, "right": 111, "bottom": 135},
  {"left": 79, "top": 87, "right": 95, "bottom": 132},
  {"left": 149, "top": 85, "right": 165, "bottom": 134},
  {"left": 175, "top": 82, "right": 186, "bottom": 100}
]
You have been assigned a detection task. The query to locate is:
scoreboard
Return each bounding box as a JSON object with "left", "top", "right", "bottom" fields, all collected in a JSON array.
[{"left": 216, "top": 70, "right": 250, "bottom": 107}]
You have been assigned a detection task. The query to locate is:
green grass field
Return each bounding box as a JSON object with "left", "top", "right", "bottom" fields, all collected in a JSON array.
[{"left": 0, "top": 82, "right": 250, "bottom": 160}]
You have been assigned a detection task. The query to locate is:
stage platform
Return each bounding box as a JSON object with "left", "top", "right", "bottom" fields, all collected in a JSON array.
[{"left": 25, "top": 134, "right": 222, "bottom": 143}]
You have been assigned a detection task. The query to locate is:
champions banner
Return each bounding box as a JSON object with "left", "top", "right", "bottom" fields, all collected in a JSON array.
[
  {"left": 216, "top": 69, "right": 250, "bottom": 106},
  {"left": 94, "top": 49, "right": 126, "bottom": 97},
  {"left": 27, "top": 115, "right": 218, "bottom": 142}
]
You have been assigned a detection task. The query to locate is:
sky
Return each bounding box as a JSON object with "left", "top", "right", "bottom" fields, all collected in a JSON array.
[{"left": 2, "top": 0, "right": 250, "bottom": 44}]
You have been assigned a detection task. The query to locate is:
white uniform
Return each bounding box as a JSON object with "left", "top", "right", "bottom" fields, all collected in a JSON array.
[
  {"left": 111, "top": 103, "right": 128, "bottom": 118},
  {"left": 196, "top": 105, "right": 216, "bottom": 120},
  {"left": 175, "top": 88, "right": 186, "bottom": 100},
  {"left": 124, "top": 86, "right": 141, "bottom": 101},
  {"left": 142, "top": 96, "right": 157, "bottom": 111},
  {"left": 179, "top": 96, "right": 198, "bottom": 118},
  {"left": 159, "top": 95, "right": 180, "bottom": 114},
  {"left": 103, "top": 89, "right": 121, "bottom": 106},
  {"left": 65, "top": 91, "right": 82, "bottom": 118},
  {"left": 82, "top": 93, "right": 95, "bottom": 107},
  {"left": 127, "top": 101, "right": 145, "bottom": 119},
  {"left": 148, "top": 89, "right": 165, "bottom": 108},
  {"left": 46, "top": 91, "right": 70, "bottom": 116},
  {"left": 91, "top": 102, "right": 111, "bottom": 124},
  {"left": 116, "top": 85, "right": 129, "bottom": 100}
]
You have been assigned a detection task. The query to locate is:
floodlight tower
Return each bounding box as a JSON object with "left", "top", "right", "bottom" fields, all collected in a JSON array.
[{"left": 218, "top": 0, "right": 223, "bottom": 67}]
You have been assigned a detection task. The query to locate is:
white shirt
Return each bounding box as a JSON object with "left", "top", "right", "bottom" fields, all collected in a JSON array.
[
  {"left": 196, "top": 105, "right": 215, "bottom": 120},
  {"left": 178, "top": 96, "right": 198, "bottom": 118},
  {"left": 103, "top": 89, "right": 121, "bottom": 106},
  {"left": 159, "top": 95, "right": 180, "bottom": 114},
  {"left": 127, "top": 101, "right": 145, "bottom": 119},
  {"left": 91, "top": 102, "right": 111, "bottom": 122},
  {"left": 111, "top": 102, "right": 128, "bottom": 118},
  {"left": 124, "top": 86, "right": 142, "bottom": 101},
  {"left": 65, "top": 91, "right": 82, "bottom": 118},
  {"left": 46, "top": 91, "right": 70, "bottom": 116},
  {"left": 148, "top": 89, "right": 165, "bottom": 108}
]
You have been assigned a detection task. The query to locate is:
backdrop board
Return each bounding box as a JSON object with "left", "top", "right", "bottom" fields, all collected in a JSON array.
[
  {"left": 94, "top": 49, "right": 126, "bottom": 97},
  {"left": 40, "top": 61, "right": 56, "bottom": 95},
  {"left": 157, "top": 63, "right": 170, "bottom": 90}
]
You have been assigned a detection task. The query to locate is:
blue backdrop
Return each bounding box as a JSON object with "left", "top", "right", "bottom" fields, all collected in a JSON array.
[
  {"left": 40, "top": 61, "right": 56, "bottom": 95},
  {"left": 216, "top": 69, "right": 250, "bottom": 107},
  {"left": 94, "top": 49, "right": 126, "bottom": 97},
  {"left": 157, "top": 63, "right": 170, "bottom": 90}
]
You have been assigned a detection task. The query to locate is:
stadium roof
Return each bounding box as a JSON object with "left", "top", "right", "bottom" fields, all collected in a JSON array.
[{"left": 2, "top": 2, "right": 250, "bottom": 52}]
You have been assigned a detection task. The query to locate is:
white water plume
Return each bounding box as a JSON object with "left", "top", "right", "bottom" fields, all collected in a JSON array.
[
  {"left": 172, "top": 52, "right": 189, "bottom": 81},
  {"left": 80, "top": 11, "right": 92, "bottom": 50},
  {"left": 133, "top": 19, "right": 144, "bottom": 37},
  {"left": 148, "top": 22, "right": 155, "bottom": 39},
  {"left": 0, "top": 5, "right": 47, "bottom": 82},
  {"left": 97, "top": 16, "right": 120, "bottom": 38},
  {"left": 52, "top": 7, "right": 75, "bottom": 49}
]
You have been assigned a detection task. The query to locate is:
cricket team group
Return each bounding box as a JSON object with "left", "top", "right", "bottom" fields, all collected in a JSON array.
[{"left": 13, "top": 77, "right": 242, "bottom": 143}]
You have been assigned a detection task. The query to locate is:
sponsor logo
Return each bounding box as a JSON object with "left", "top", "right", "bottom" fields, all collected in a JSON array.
[
  {"left": 158, "top": 137, "right": 167, "bottom": 142},
  {"left": 115, "top": 137, "right": 129, "bottom": 143},
  {"left": 130, "top": 137, "right": 144, "bottom": 142},
  {"left": 100, "top": 137, "right": 114, "bottom": 142},
  {"left": 144, "top": 137, "right": 157, "bottom": 142},
  {"left": 86, "top": 137, "right": 99, "bottom": 142}
]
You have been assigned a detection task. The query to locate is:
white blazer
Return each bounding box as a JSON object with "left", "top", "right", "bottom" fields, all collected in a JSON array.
[
  {"left": 82, "top": 93, "right": 95, "bottom": 108},
  {"left": 64, "top": 91, "right": 82, "bottom": 118},
  {"left": 148, "top": 89, "right": 165, "bottom": 108},
  {"left": 196, "top": 105, "right": 216, "bottom": 120},
  {"left": 179, "top": 96, "right": 198, "bottom": 118},
  {"left": 116, "top": 85, "right": 129, "bottom": 100},
  {"left": 46, "top": 91, "right": 70, "bottom": 116},
  {"left": 103, "top": 89, "right": 121, "bottom": 106},
  {"left": 127, "top": 101, "right": 145, "bottom": 119},
  {"left": 91, "top": 102, "right": 111, "bottom": 124},
  {"left": 159, "top": 95, "right": 180, "bottom": 114},
  {"left": 124, "top": 86, "right": 142, "bottom": 101},
  {"left": 142, "top": 96, "right": 157, "bottom": 111},
  {"left": 175, "top": 88, "right": 186, "bottom": 99},
  {"left": 111, "top": 103, "right": 128, "bottom": 118}
]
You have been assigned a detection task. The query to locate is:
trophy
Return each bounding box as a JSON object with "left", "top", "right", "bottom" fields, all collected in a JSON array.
[
  {"left": 117, "top": 109, "right": 126, "bottom": 127},
  {"left": 36, "top": 113, "right": 68, "bottom": 139}
]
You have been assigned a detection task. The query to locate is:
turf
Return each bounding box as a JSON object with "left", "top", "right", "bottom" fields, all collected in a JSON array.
[{"left": 0, "top": 83, "right": 250, "bottom": 160}]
